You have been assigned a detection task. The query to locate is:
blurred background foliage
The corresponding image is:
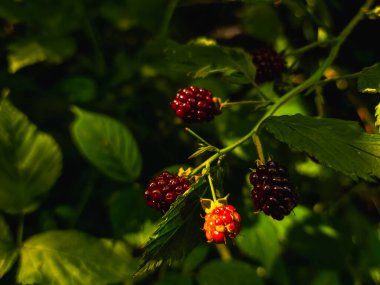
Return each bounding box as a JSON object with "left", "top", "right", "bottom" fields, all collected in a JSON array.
[{"left": 0, "top": 0, "right": 379, "bottom": 284}]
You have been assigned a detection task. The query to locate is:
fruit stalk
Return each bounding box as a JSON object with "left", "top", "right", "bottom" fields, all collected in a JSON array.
[{"left": 207, "top": 168, "right": 218, "bottom": 202}]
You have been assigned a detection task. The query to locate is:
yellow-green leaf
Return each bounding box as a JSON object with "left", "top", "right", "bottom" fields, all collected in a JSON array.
[
  {"left": 17, "top": 230, "right": 135, "bottom": 285},
  {"left": 0, "top": 98, "right": 62, "bottom": 214}
]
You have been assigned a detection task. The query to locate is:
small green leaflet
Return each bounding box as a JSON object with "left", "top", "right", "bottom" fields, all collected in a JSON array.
[
  {"left": 70, "top": 106, "right": 142, "bottom": 182},
  {"left": 148, "top": 39, "right": 256, "bottom": 83},
  {"left": 0, "top": 215, "right": 18, "bottom": 278},
  {"left": 0, "top": 98, "right": 62, "bottom": 214},
  {"left": 134, "top": 177, "right": 207, "bottom": 277},
  {"left": 357, "top": 62, "right": 380, "bottom": 93},
  {"left": 17, "top": 230, "right": 134, "bottom": 285},
  {"left": 263, "top": 114, "right": 380, "bottom": 182}
]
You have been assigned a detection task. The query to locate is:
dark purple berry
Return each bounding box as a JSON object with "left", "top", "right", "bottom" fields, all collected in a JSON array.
[
  {"left": 144, "top": 171, "right": 190, "bottom": 213},
  {"left": 251, "top": 48, "right": 286, "bottom": 83},
  {"left": 170, "top": 86, "right": 221, "bottom": 123},
  {"left": 249, "top": 160, "right": 297, "bottom": 220}
]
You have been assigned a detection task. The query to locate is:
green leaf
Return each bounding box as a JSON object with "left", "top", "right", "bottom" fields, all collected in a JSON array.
[
  {"left": 59, "top": 77, "right": 97, "bottom": 103},
  {"left": 70, "top": 106, "right": 142, "bottom": 182},
  {"left": 145, "top": 40, "right": 256, "bottom": 83},
  {"left": 241, "top": 3, "right": 282, "bottom": 45},
  {"left": 17, "top": 230, "right": 134, "bottom": 285},
  {"left": 8, "top": 38, "right": 75, "bottom": 73},
  {"left": 0, "top": 98, "right": 62, "bottom": 214},
  {"left": 182, "top": 245, "right": 209, "bottom": 273},
  {"left": 311, "top": 270, "right": 341, "bottom": 285},
  {"left": 236, "top": 214, "right": 281, "bottom": 271},
  {"left": 154, "top": 272, "right": 193, "bottom": 285},
  {"left": 0, "top": 215, "right": 18, "bottom": 278},
  {"left": 358, "top": 63, "right": 380, "bottom": 93},
  {"left": 197, "top": 260, "right": 264, "bottom": 285},
  {"left": 264, "top": 114, "right": 380, "bottom": 181},
  {"left": 134, "top": 177, "right": 207, "bottom": 277},
  {"left": 110, "top": 186, "right": 157, "bottom": 236}
]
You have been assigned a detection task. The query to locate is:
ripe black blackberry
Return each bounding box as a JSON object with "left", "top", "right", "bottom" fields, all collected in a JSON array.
[
  {"left": 251, "top": 48, "right": 286, "bottom": 83},
  {"left": 144, "top": 171, "right": 190, "bottom": 213},
  {"left": 170, "top": 86, "right": 221, "bottom": 123},
  {"left": 249, "top": 160, "right": 297, "bottom": 220}
]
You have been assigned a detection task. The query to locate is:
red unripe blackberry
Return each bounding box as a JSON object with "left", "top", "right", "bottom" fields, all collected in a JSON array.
[
  {"left": 203, "top": 204, "right": 241, "bottom": 243},
  {"left": 170, "top": 86, "right": 221, "bottom": 123},
  {"left": 251, "top": 48, "right": 286, "bottom": 83},
  {"left": 249, "top": 160, "right": 297, "bottom": 220},
  {"left": 144, "top": 171, "right": 190, "bottom": 213}
]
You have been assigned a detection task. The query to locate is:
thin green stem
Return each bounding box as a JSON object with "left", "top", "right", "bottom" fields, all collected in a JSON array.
[
  {"left": 185, "top": 128, "right": 213, "bottom": 147},
  {"left": 221, "top": 100, "right": 269, "bottom": 107},
  {"left": 317, "top": 71, "right": 362, "bottom": 86},
  {"left": 190, "top": 0, "right": 373, "bottom": 177},
  {"left": 159, "top": 0, "right": 179, "bottom": 38},
  {"left": 207, "top": 172, "right": 218, "bottom": 202},
  {"left": 253, "top": 134, "right": 265, "bottom": 163},
  {"left": 286, "top": 39, "right": 337, "bottom": 56},
  {"left": 17, "top": 214, "right": 24, "bottom": 246},
  {"left": 215, "top": 244, "right": 232, "bottom": 261},
  {"left": 70, "top": 169, "right": 98, "bottom": 228},
  {"left": 251, "top": 80, "right": 273, "bottom": 101}
]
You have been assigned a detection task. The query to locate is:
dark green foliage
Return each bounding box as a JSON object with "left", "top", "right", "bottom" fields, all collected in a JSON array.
[{"left": 0, "top": 0, "right": 379, "bottom": 284}]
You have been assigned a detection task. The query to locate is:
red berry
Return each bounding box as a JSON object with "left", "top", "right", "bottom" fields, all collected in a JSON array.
[
  {"left": 249, "top": 160, "right": 297, "bottom": 220},
  {"left": 251, "top": 48, "right": 286, "bottom": 83},
  {"left": 170, "top": 86, "right": 221, "bottom": 123},
  {"left": 144, "top": 171, "right": 190, "bottom": 213},
  {"left": 203, "top": 204, "right": 241, "bottom": 243}
]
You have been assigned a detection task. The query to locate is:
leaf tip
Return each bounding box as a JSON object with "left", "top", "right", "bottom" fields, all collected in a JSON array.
[{"left": 70, "top": 105, "right": 81, "bottom": 115}]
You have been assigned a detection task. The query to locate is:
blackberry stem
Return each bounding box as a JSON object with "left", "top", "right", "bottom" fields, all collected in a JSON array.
[
  {"left": 253, "top": 134, "right": 265, "bottom": 163},
  {"left": 185, "top": 127, "right": 213, "bottom": 147},
  {"left": 207, "top": 168, "right": 218, "bottom": 202},
  {"left": 215, "top": 244, "right": 232, "bottom": 261},
  {"left": 221, "top": 100, "right": 270, "bottom": 109}
]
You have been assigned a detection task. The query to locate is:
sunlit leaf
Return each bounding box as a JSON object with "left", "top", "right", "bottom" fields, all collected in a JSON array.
[
  {"left": 70, "top": 106, "right": 142, "bottom": 182},
  {"left": 0, "top": 215, "right": 18, "bottom": 278},
  {"left": 134, "top": 177, "right": 208, "bottom": 277},
  {"left": 197, "top": 260, "right": 264, "bottom": 285},
  {"left": 182, "top": 245, "right": 209, "bottom": 273},
  {"left": 358, "top": 63, "right": 380, "bottom": 93},
  {"left": 264, "top": 114, "right": 380, "bottom": 181},
  {"left": 17, "top": 230, "right": 134, "bottom": 285},
  {"left": 236, "top": 214, "right": 281, "bottom": 271},
  {"left": 8, "top": 38, "right": 75, "bottom": 73},
  {"left": 0, "top": 98, "right": 62, "bottom": 214}
]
